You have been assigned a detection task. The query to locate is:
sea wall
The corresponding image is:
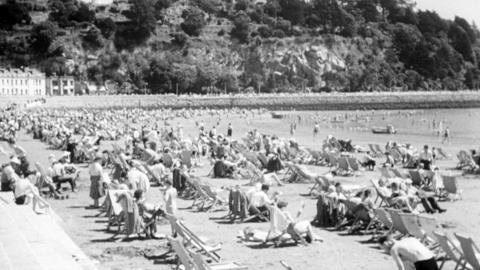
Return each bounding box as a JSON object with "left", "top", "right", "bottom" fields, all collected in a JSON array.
[{"left": 3, "top": 91, "right": 480, "bottom": 111}]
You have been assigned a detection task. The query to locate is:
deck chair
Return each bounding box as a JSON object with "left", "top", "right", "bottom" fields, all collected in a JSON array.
[
  {"left": 379, "top": 167, "right": 395, "bottom": 179},
  {"left": 34, "top": 162, "right": 54, "bottom": 196},
  {"left": 436, "top": 147, "right": 449, "bottom": 159},
  {"left": 441, "top": 175, "right": 463, "bottom": 201},
  {"left": 257, "top": 153, "right": 268, "bottom": 169},
  {"left": 417, "top": 215, "right": 440, "bottom": 247},
  {"left": 374, "top": 144, "right": 385, "bottom": 156},
  {"left": 307, "top": 148, "right": 324, "bottom": 165},
  {"left": 408, "top": 170, "right": 425, "bottom": 187},
  {"left": 181, "top": 150, "right": 193, "bottom": 169},
  {"left": 368, "top": 144, "right": 381, "bottom": 157},
  {"left": 281, "top": 162, "right": 299, "bottom": 183},
  {"left": 398, "top": 213, "right": 424, "bottom": 239},
  {"left": 191, "top": 181, "right": 213, "bottom": 211},
  {"left": 433, "top": 231, "right": 466, "bottom": 270},
  {"left": 162, "top": 153, "right": 174, "bottom": 168},
  {"left": 347, "top": 157, "right": 362, "bottom": 172},
  {"left": 265, "top": 205, "right": 307, "bottom": 246},
  {"left": 104, "top": 190, "right": 126, "bottom": 232},
  {"left": 391, "top": 168, "right": 409, "bottom": 179},
  {"left": 373, "top": 208, "right": 393, "bottom": 233},
  {"left": 168, "top": 236, "right": 195, "bottom": 270},
  {"left": 292, "top": 164, "right": 317, "bottom": 183},
  {"left": 387, "top": 209, "right": 409, "bottom": 237},
  {"left": 192, "top": 253, "right": 248, "bottom": 270},
  {"left": 454, "top": 233, "right": 480, "bottom": 270},
  {"left": 344, "top": 201, "right": 375, "bottom": 234},
  {"left": 337, "top": 157, "right": 353, "bottom": 176},
  {"left": 371, "top": 179, "right": 392, "bottom": 207},
  {"left": 168, "top": 216, "right": 222, "bottom": 262},
  {"left": 201, "top": 185, "right": 228, "bottom": 212}
]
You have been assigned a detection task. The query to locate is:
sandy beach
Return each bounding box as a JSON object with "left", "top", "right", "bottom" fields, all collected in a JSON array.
[{"left": 2, "top": 107, "right": 478, "bottom": 270}]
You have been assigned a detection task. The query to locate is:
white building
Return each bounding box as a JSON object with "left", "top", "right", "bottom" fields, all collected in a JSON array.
[
  {"left": 47, "top": 76, "right": 75, "bottom": 96},
  {"left": 0, "top": 68, "right": 46, "bottom": 96}
]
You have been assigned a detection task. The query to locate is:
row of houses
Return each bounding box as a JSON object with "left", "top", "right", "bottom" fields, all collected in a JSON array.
[{"left": 0, "top": 68, "right": 74, "bottom": 96}]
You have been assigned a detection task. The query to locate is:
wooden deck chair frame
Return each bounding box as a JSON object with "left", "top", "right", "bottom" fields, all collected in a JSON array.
[
  {"left": 408, "top": 170, "right": 425, "bottom": 187},
  {"left": 192, "top": 252, "right": 248, "bottom": 270},
  {"left": 201, "top": 185, "right": 228, "bottom": 213},
  {"left": 454, "top": 233, "right": 480, "bottom": 270},
  {"left": 433, "top": 231, "right": 467, "bottom": 270},
  {"left": 373, "top": 208, "right": 393, "bottom": 234},
  {"left": 176, "top": 220, "right": 222, "bottom": 262},
  {"left": 308, "top": 175, "right": 330, "bottom": 195},
  {"left": 167, "top": 236, "right": 195, "bottom": 270},
  {"left": 417, "top": 215, "right": 441, "bottom": 248}
]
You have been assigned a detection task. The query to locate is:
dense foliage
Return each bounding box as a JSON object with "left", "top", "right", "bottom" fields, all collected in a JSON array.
[{"left": 1, "top": 0, "right": 480, "bottom": 94}]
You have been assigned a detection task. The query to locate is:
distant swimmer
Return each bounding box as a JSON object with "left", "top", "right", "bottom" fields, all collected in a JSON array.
[
  {"left": 442, "top": 127, "right": 450, "bottom": 144},
  {"left": 313, "top": 122, "right": 319, "bottom": 139}
]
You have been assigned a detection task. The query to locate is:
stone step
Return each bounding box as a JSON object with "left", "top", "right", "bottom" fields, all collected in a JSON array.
[
  {"left": 0, "top": 191, "right": 97, "bottom": 270},
  {"left": 0, "top": 242, "right": 13, "bottom": 270}
]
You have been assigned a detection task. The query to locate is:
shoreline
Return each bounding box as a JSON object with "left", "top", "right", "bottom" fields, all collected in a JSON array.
[{"left": 3, "top": 91, "right": 480, "bottom": 110}]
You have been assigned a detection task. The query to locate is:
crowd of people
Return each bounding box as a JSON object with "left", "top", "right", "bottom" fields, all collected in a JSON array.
[{"left": 0, "top": 105, "right": 477, "bottom": 270}]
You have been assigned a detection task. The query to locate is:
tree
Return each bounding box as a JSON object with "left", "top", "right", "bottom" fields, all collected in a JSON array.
[
  {"left": 83, "top": 25, "right": 103, "bottom": 49},
  {"left": 278, "top": 0, "right": 305, "bottom": 25},
  {"left": 234, "top": 0, "right": 249, "bottom": 11},
  {"left": 115, "top": 0, "right": 157, "bottom": 49},
  {"left": 449, "top": 23, "right": 475, "bottom": 62},
  {"left": 230, "top": 11, "right": 251, "bottom": 43},
  {"left": 31, "top": 21, "right": 56, "bottom": 54},
  {"left": 180, "top": 7, "right": 206, "bottom": 36},
  {"left": 70, "top": 3, "right": 95, "bottom": 23},
  {"left": 0, "top": 2, "right": 31, "bottom": 29},
  {"left": 356, "top": 0, "right": 380, "bottom": 22},
  {"left": 454, "top": 16, "right": 476, "bottom": 42},
  {"left": 416, "top": 10, "right": 448, "bottom": 36},
  {"left": 95, "top": 17, "right": 117, "bottom": 38},
  {"left": 48, "top": 0, "right": 76, "bottom": 27},
  {"left": 170, "top": 32, "right": 188, "bottom": 47}
]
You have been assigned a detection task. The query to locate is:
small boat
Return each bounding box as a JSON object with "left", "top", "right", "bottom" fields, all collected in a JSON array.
[
  {"left": 372, "top": 124, "right": 396, "bottom": 134},
  {"left": 271, "top": 112, "right": 284, "bottom": 119}
]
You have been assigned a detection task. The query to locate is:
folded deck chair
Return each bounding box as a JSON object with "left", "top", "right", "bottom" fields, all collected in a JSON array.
[
  {"left": 386, "top": 209, "right": 409, "bottom": 237},
  {"left": 454, "top": 233, "right": 480, "bottom": 270},
  {"left": 265, "top": 205, "right": 307, "bottom": 246},
  {"left": 441, "top": 175, "right": 463, "bottom": 201},
  {"left": 167, "top": 215, "right": 222, "bottom": 262},
  {"left": 192, "top": 253, "right": 248, "bottom": 270},
  {"left": 433, "top": 231, "right": 466, "bottom": 270}
]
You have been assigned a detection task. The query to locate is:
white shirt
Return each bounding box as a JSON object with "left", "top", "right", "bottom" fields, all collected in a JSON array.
[
  {"left": 89, "top": 162, "right": 103, "bottom": 177},
  {"left": 250, "top": 191, "right": 271, "bottom": 208},
  {"left": 165, "top": 186, "right": 177, "bottom": 215},
  {"left": 127, "top": 168, "right": 149, "bottom": 192}
]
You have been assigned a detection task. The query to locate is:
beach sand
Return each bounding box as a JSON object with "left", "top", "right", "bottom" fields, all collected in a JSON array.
[{"left": 4, "top": 108, "right": 479, "bottom": 270}]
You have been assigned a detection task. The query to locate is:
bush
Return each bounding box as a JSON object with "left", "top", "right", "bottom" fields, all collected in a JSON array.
[
  {"left": 272, "top": 29, "right": 285, "bottom": 38},
  {"left": 31, "top": 21, "right": 56, "bottom": 54},
  {"left": 218, "top": 29, "right": 225, "bottom": 36},
  {"left": 181, "top": 7, "right": 206, "bottom": 36},
  {"left": 257, "top": 25, "right": 272, "bottom": 38},
  {"left": 170, "top": 32, "right": 188, "bottom": 47},
  {"left": 230, "top": 11, "right": 251, "bottom": 43},
  {"left": 95, "top": 17, "right": 117, "bottom": 38}
]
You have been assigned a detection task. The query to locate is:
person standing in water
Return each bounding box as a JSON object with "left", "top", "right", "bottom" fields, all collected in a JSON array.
[{"left": 313, "top": 122, "right": 319, "bottom": 140}]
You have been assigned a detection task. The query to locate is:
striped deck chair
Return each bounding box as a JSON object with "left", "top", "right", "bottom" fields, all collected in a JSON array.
[
  {"left": 441, "top": 175, "right": 463, "bottom": 201},
  {"left": 308, "top": 175, "right": 331, "bottom": 195},
  {"left": 454, "top": 233, "right": 480, "bottom": 270},
  {"left": 373, "top": 144, "right": 385, "bottom": 156},
  {"left": 434, "top": 231, "right": 466, "bottom": 270},
  {"left": 370, "top": 179, "right": 392, "bottom": 207},
  {"left": 387, "top": 208, "right": 409, "bottom": 237}
]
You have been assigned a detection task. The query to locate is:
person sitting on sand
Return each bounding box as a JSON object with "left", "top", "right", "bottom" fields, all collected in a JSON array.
[
  {"left": 277, "top": 201, "right": 323, "bottom": 244},
  {"left": 12, "top": 171, "right": 50, "bottom": 214},
  {"left": 248, "top": 184, "right": 278, "bottom": 220},
  {"left": 404, "top": 179, "right": 446, "bottom": 214},
  {"left": 1, "top": 157, "right": 21, "bottom": 191},
  {"left": 379, "top": 235, "right": 439, "bottom": 270}
]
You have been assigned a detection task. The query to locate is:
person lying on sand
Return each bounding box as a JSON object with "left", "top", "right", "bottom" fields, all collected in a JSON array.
[
  {"left": 379, "top": 235, "right": 439, "bottom": 270},
  {"left": 12, "top": 171, "right": 50, "bottom": 214}
]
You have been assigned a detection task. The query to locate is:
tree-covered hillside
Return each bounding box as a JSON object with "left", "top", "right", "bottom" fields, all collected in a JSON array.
[{"left": 1, "top": 0, "right": 479, "bottom": 94}]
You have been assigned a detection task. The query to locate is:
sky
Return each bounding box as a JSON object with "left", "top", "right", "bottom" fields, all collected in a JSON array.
[{"left": 414, "top": 0, "right": 480, "bottom": 25}]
